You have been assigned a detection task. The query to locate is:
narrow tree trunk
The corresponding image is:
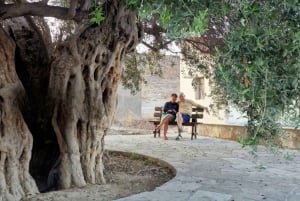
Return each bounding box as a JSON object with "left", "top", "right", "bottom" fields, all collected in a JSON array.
[
  {"left": 48, "top": 0, "right": 140, "bottom": 188},
  {"left": 0, "top": 28, "right": 38, "bottom": 201}
]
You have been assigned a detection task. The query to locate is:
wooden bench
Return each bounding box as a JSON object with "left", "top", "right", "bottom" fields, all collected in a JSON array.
[{"left": 149, "top": 106, "right": 204, "bottom": 140}]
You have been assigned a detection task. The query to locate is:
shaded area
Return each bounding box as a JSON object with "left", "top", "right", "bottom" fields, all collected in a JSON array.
[
  {"left": 24, "top": 151, "right": 175, "bottom": 201},
  {"left": 8, "top": 18, "right": 59, "bottom": 191}
]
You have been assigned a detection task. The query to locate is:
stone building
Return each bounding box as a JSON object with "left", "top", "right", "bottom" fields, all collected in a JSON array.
[
  {"left": 115, "top": 55, "right": 180, "bottom": 123},
  {"left": 180, "top": 55, "right": 247, "bottom": 125}
]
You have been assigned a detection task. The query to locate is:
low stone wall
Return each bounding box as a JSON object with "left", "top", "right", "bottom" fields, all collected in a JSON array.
[
  {"left": 281, "top": 128, "right": 300, "bottom": 149},
  {"left": 197, "top": 124, "right": 300, "bottom": 149}
]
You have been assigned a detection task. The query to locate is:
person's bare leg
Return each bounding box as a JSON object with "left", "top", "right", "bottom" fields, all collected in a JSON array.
[
  {"left": 176, "top": 113, "right": 183, "bottom": 140},
  {"left": 163, "top": 123, "right": 169, "bottom": 140},
  {"left": 156, "top": 114, "right": 171, "bottom": 129},
  {"left": 176, "top": 112, "right": 183, "bottom": 129},
  {"left": 162, "top": 115, "right": 172, "bottom": 140}
]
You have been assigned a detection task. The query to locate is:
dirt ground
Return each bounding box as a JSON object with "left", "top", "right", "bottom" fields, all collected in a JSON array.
[{"left": 24, "top": 151, "right": 175, "bottom": 201}]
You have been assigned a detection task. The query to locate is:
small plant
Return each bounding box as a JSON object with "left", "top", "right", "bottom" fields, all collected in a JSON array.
[
  {"left": 284, "top": 152, "right": 297, "bottom": 161},
  {"left": 237, "top": 136, "right": 258, "bottom": 147},
  {"left": 130, "top": 152, "right": 139, "bottom": 160},
  {"left": 123, "top": 0, "right": 142, "bottom": 10},
  {"left": 160, "top": 169, "right": 169, "bottom": 177},
  {"left": 256, "top": 162, "right": 266, "bottom": 171},
  {"left": 89, "top": 1, "right": 105, "bottom": 25},
  {"left": 144, "top": 159, "right": 153, "bottom": 165}
]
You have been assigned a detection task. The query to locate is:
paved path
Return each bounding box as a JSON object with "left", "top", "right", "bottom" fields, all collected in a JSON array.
[{"left": 105, "top": 131, "right": 300, "bottom": 201}]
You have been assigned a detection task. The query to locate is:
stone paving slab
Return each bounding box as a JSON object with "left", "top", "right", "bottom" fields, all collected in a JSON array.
[
  {"left": 188, "top": 190, "right": 232, "bottom": 201},
  {"left": 105, "top": 132, "right": 300, "bottom": 201},
  {"left": 117, "top": 191, "right": 192, "bottom": 201}
]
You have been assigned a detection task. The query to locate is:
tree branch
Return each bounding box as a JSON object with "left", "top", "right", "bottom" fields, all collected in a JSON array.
[
  {"left": 68, "top": 0, "right": 79, "bottom": 18},
  {"left": 41, "top": 0, "right": 49, "bottom": 5},
  {"left": 25, "top": 16, "right": 50, "bottom": 61},
  {"left": 141, "top": 40, "right": 175, "bottom": 52},
  {"left": 184, "top": 38, "right": 211, "bottom": 54},
  {"left": 79, "top": 0, "right": 92, "bottom": 11},
  {"left": 141, "top": 41, "right": 159, "bottom": 52},
  {"left": 0, "top": 2, "right": 86, "bottom": 20}
]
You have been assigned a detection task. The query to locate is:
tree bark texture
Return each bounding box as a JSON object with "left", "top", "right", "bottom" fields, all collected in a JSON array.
[
  {"left": 0, "top": 27, "right": 38, "bottom": 201},
  {"left": 48, "top": 0, "right": 140, "bottom": 189}
]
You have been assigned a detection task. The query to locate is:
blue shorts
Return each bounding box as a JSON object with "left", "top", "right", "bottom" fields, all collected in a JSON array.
[{"left": 182, "top": 114, "right": 190, "bottom": 123}]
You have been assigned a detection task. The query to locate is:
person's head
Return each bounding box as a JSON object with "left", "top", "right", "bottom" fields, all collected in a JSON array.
[
  {"left": 179, "top": 92, "right": 185, "bottom": 101},
  {"left": 170, "top": 93, "right": 178, "bottom": 102}
]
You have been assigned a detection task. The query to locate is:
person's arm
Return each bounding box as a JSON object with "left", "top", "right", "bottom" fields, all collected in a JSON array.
[
  {"left": 189, "top": 100, "right": 209, "bottom": 113},
  {"left": 163, "top": 102, "right": 169, "bottom": 113}
]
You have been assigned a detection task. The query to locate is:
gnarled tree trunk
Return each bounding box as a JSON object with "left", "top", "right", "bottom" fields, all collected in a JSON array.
[
  {"left": 48, "top": 0, "right": 140, "bottom": 189},
  {"left": 0, "top": 28, "right": 38, "bottom": 201}
]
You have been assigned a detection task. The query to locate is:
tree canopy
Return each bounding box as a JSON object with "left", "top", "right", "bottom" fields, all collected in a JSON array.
[{"left": 215, "top": 0, "right": 300, "bottom": 146}]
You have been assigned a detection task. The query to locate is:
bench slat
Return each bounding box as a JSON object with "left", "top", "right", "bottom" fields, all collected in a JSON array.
[
  {"left": 191, "top": 114, "right": 203, "bottom": 119},
  {"left": 154, "top": 112, "right": 162, "bottom": 117},
  {"left": 155, "top": 107, "right": 162, "bottom": 111},
  {"left": 192, "top": 107, "right": 204, "bottom": 112}
]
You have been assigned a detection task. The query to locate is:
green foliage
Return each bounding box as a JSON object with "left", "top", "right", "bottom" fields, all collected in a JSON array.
[
  {"left": 123, "top": 0, "right": 142, "bottom": 10},
  {"left": 255, "top": 163, "right": 266, "bottom": 170},
  {"left": 130, "top": 152, "right": 140, "bottom": 160},
  {"left": 89, "top": 1, "right": 219, "bottom": 93},
  {"left": 189, "top": 10, "right": 208, "bottom": 37},
  {"left": 237, "top": 136, "right": 258, "bottom": 148},
  {"left": 90, "top": 0, "right": 215, "bottom": 38},
  {"left": 123, "top": 0, "right": 217, "bottom": 40},
  {"left": 89, "top": 1, "right": 105, "bottom": 25},
  {"left": 160, "top": 169, "right": 170, "bottom": 178},
  {"left": 215, "top": 0, "right": 300, "bottom": 146},
  {"left": 90, "top": 8, "right": 105, "bottom": 25},
  {"left": 122, "top": 52, "right": 163, "bottom": 95},
  {"left": 284, "top": 151, "right": 297, "bottom": 161},
  {"left": 144, "top": 159, "right": 153, "bottom": 165}
]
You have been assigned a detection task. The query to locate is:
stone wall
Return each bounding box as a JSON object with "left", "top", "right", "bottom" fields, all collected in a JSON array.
[
  {"left": 197, "top": 124, "right": 300, "bottom": 149},
  {"left": 116, "top": 55, "right": 180, "bottom": 122},
  {"left": 115, "top": 86, "right": 141, "bottom": 124},
  {"left": 141, "top": 55, "right": 180, "bottom": 119}
]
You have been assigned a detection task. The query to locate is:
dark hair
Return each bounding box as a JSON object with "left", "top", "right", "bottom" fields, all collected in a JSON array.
[{"left": 171, "top": 93, "right": 178, "bottom": 98}]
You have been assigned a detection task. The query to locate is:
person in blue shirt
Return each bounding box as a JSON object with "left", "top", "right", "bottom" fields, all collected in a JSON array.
[{"left": 155, "top": 93, "right": 179, "bottom": 140}]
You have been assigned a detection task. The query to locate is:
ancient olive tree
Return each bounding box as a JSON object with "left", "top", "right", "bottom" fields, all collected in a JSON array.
[{"left": 0, "top": 0, "right": 216, "bottom": 200}]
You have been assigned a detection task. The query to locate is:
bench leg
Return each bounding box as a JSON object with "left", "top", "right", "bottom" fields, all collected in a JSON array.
[
  {"left": 153, "top": 123, "right": 157, "bottom": 138},
  {"left": 153, "top": 123, "right": 161, "bottom": 138},
  {"left": 194, "top": 124, "right": 197, "bottom": 139},
  {"left": 191, "top": 124, "right": 197, "bottom": 140}
]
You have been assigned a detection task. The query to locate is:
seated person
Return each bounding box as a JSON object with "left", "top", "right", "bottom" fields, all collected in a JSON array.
[
  {"left": 176, "top": 92, "right": 209, "bottom": 138},
  {"left": 155, "top": 93, "right": 179, "bottom": 140}
]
